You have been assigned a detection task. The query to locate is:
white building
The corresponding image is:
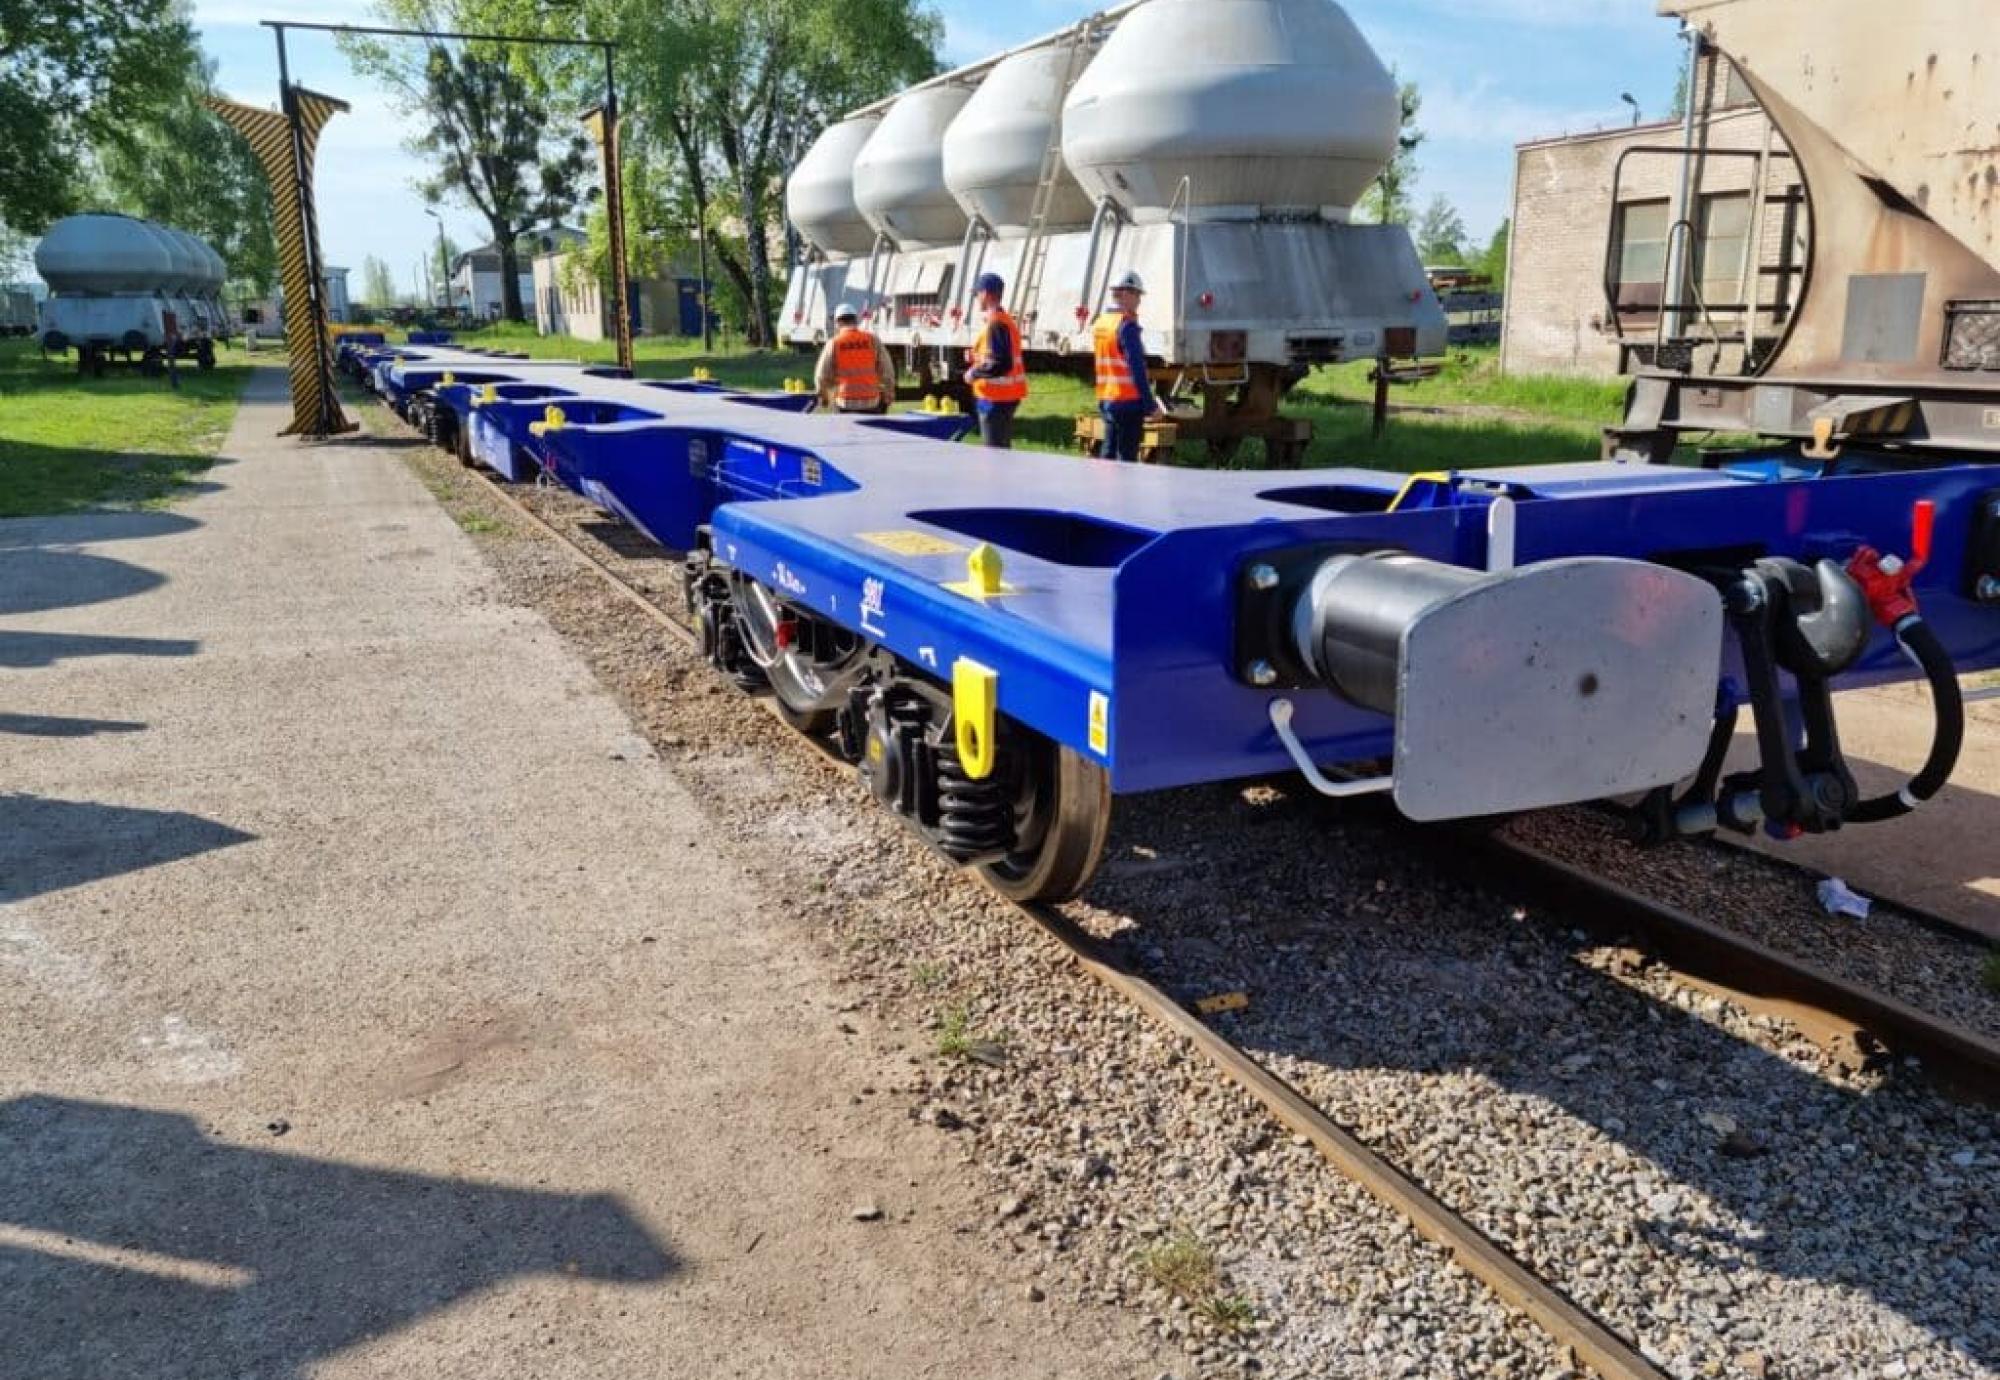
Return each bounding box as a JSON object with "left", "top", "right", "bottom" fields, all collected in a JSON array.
[
  {"left": 450, "top": 227, "right": 582, "bottom": 320},
  {"left": 321, "top": 266, "right": 351, "bottom": 325},
  {"left": 531, "top": 247, "right": 714, "bottom": 343}
]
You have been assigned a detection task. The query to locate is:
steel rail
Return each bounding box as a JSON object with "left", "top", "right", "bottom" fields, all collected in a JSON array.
[
  {"left": 446, "top": 458, "right": 1668, "bottom": 1380},
  {"left": 1476, "top": 833, "right": 2000, "bottom": 1102}
]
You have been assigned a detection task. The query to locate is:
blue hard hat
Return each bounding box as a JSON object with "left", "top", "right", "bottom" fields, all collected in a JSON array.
[{"left": 974, "top": 272, "right": 1005, "bottom": 296}]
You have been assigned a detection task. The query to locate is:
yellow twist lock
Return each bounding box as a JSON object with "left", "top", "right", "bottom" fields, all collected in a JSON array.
[
  {"left": 921, "top": 395, "right": 938, "bottom": 413},
  {"left": 693, "top": 366, "right": 713, "bottom": 382},
  {"left": 441, "top": 371, "right": 455, "bottom": 385},
  {"left": 966, "top": 542, "right": 1004, "bottom": 597},
  {"left": 529, "top": 403, "right": 568, "bottom": 438},
  {"left": 953, "top": 657, "right": 998, "bottom": 781},
  {"left": 474, "top": 384, "right": 498, "bottom": 407}
]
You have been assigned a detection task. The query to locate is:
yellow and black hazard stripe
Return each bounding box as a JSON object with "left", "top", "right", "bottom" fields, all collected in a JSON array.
[{"left": 206, "top": 90, "right": 357, "bottom": 438}]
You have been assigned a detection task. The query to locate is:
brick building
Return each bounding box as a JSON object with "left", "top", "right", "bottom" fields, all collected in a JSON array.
[{"left": 1502, "top": 53, "right": 1809, "bottom": 378}]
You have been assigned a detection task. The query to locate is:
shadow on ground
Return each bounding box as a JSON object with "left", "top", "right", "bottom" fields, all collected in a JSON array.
[
  {"left": 0, "top": 508, "right": 202, "bottom": 616},
  {"left": 0, "top": 712, "right": 147, "bottom": 738},
  {"left": 0, "top": 630, "right": 198, "bottom": 670},
  {"left": 0, "top": 794, "right": 255, "bottom": 904},
  {"left": 0, "top": 1096, "right": 675, "bottom": 1380}
]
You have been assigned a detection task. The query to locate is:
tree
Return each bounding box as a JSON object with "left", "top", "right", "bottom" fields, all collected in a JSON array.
[
  {"left": 610, "top": 0, "right": 940, "bottom": 346},
  {"left": 1415, "top": 195, "right": 1469, "bottom": 265},
  {"left": 0, "top": 0, "right": 203, "bottom": 231},
  {"left": 1477, "top": 219, "right": 1512, "bottom": 291},
  {"left": 359, "top": 255, "right": 398, "bottom": 306},
  {"left": 97, "top": 59, "right": 280, "bottom": 297},
  {"left": 342, "top": 14, "right": 590, "bottom": 322},
  {"left": 1360, "top": 69, "right": 1423, "bottom": 226},
  {"left": 429, "top": 228, "right": 461, "bottom": 304}
]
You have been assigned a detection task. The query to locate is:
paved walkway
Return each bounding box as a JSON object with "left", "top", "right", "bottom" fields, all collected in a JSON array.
[
  {"left": 0, "top": 370, "right": 1164, "bottom": 1379},
  {"left": 1730, "top": 681, "right": 2000, "bottom": 941}
]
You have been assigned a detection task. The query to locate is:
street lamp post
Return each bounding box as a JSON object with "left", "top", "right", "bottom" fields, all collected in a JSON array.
[
  {"left": 426, "top": 209, "right": 448, "bottom": 308},
  {"left": 1620, "top": 92, "right": 1642, "bottom": 127}
]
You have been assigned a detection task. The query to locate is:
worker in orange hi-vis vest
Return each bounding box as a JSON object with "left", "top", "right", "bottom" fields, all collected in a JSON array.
[
  {"left": 814, "top": 303, "right": 895, "bottom": 414},
  {"left": 1092, "top": 269, "right": 1166, "bottom": 462},
  {"left": 961, "top": 272, "right": 1026, "bottom": 448}
]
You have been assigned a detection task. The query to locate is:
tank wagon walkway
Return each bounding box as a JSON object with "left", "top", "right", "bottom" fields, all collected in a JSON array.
[{"left": 0, "top": 369, "right": 1164, "bottom": 1379}]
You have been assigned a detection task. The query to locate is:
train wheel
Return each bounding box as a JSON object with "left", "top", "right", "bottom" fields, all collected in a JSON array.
[
  {"left": 977, "top": 736, "right": 1112, "bottom": 903},
  {"left": 730, "top": 575, "right": 866, "bottom": 736}
]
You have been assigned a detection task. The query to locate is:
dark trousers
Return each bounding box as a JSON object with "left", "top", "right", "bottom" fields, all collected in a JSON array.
[
  {"left": 977, "top": 401, "right": 1017, "bottom": 448},
  {"left": 1099, "top": 403, "right": 1145, "bottom": 462}
]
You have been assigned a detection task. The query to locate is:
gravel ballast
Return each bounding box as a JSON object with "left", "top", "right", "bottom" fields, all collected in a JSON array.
[{"left": 404, "top": 439, "right": 1998, "bottom": 1380}]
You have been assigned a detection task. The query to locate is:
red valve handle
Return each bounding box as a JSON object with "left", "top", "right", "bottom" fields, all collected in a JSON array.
[
  {"left": 1846, "top": 498, "right": 1937, "bottom": 627},
  {"left": 1911, "top": 498, "right": 1935, "bottom": 572}
]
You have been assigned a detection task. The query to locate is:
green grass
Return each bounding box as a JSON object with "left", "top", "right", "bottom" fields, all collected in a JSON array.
[
  {"left": 0, "top": 338, "right": 252, "bottom": 517},
  {"left": 1196, "top": 1293, "right": 1259, "bottom": 1335},
  {"left": 448, "top": 324, "right": 1629, "bottom": 473},
  {"left": 932, "top": 1003, "right": 1007, "bottom": 1064},
  {"left": 1129, "top": 1228, "right": 1259, "bottom": 1334},
  {"left": 1307, "top": 348, "right": 1631, "bottom": 429}
]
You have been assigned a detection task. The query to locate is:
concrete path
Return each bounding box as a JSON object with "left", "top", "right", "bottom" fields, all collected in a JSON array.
[
  {"left": 1729, "top": 682, "right": 2000, "bottom": 940},
  {"left": 0, "top": 369, "right": 1165, "bottom": 1379}
]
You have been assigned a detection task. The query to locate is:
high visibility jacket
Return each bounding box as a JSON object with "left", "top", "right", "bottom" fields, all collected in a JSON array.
[
  {"left": 969, "top": 310, "right": 1027, "bottom": 404},
  {"left": 832, "top": 327, "right": 884, "bottom": 408},
  {"left": 1093, "top": 311, "right": 1141, "bottom": 404}
]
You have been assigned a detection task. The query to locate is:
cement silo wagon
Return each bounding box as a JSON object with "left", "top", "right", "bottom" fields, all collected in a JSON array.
[
  {"left": 779, "top": 0, "right": 1444, "bottom": 461},
  {"left": 35, "top": 213, "right": 226, "bottom": 375}
]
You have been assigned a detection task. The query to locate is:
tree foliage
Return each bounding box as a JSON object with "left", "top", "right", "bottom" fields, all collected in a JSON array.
[
  {"left": 593, "top": 0, "right": 940, "bottom": 345},
  {"left": 96, "top": 59, "right": 280, "bottom": 296},
  {"left": 1477, "top": 219, "right": 1512, "bottom": 290},
  {"left": 0, "top": 0, "right": 203, "bottom": 232},
  {"left": 359, "top": 255, "right": 398, "bottom": 306},
  {"left": 341, "top": 7, "right": 590, "bottom": 321},
  {"left": 1360, "top": 69, "right": 1424, "bottom": 226},
  {"left": 1415, "top": 195, "right": 1469, "bottom": 265}
]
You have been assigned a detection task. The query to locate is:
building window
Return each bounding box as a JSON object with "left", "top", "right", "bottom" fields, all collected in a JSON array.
[
  {"left": 1610, "top": 199, "right": 1671, "bottom": 320},
  {"left": 1693, "top": 191, "right": 1751, "bottom": 309}
]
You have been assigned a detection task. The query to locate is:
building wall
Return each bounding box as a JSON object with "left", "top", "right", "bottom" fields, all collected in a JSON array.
[
  {"left": 323, "top": 268, "right": 351, "bottom": 325},
  {"left": 532, "top": 250, "right": 702, "bottom": 342},
  {"left": 1502, "top": 57, "right": 1807, "bottom": 378},
  {"left": 450, "top": 264, "right": 534, "bottom": 319}
]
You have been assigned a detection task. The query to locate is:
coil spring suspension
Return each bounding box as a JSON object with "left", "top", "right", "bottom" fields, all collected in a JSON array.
[
  {"left": 934, "top": 752, "right": 1015, "bottom": 864},
  {"left": 684, "top": 549, "right": 765, "bottom": 690}
]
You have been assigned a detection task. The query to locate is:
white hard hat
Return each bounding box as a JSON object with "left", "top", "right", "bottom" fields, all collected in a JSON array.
[
  {"left": 834, "top": 302, "right": 860, "bottom": 321},
  {"left": 1110, "top": 270, "right": 1146, "bottom": 294}
]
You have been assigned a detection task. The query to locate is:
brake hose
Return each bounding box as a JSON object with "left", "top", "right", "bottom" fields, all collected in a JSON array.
[{"left": 1847, "top": 615, "right": 1965, "bottom": 822}]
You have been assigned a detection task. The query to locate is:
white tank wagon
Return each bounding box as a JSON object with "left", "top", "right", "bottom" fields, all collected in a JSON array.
[
  {"left": 35, "top": 213, "right": 227, "bottom": 375},
  {"left": 779, "top": 0, "right": 1445, "bottom": 462}
]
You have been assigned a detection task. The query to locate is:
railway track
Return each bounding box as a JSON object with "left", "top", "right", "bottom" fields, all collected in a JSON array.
[
  {"left": 454, "top": 457, "right": 1995, "bottom": 1378},
  {"left": 1471, "top": 833, "right": 2000, "bottom": 1103}
]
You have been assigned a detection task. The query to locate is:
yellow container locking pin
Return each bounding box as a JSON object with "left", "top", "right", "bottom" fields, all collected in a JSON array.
[
  {"left": 530, "top": 403, "right": 567, "bottom": 437},
  {"left": 921, "top": 395, "right": 938, "bottom": 413},
  {"left": 953, "top": 657, "right": 999, "bottom": 781},
  {"left": 967, "top": 542, "right": 1004, "bottom": 597},
  {"left": 441, "top": 371, "right": 455, "bottom": 385},
  {"left": 475, "top": 384, "right": 498, "bottom": 407}
]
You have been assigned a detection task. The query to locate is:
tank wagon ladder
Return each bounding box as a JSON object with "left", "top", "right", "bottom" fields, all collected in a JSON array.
[{"left": 1007, "top": 23, "right": 1095, "bottom": 330}]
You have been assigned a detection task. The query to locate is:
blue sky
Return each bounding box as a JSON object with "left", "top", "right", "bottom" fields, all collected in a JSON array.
[{"left": 188, "top": 0, "right": 1685, "bottom": 295}]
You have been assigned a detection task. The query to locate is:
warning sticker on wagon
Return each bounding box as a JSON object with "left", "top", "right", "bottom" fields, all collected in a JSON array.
[
  {"left": 1087, "top": 691, "right": 1110, "bottom": 757},
  {"left": 858, "top": 529, "right": 965, "bottom": 557}
]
